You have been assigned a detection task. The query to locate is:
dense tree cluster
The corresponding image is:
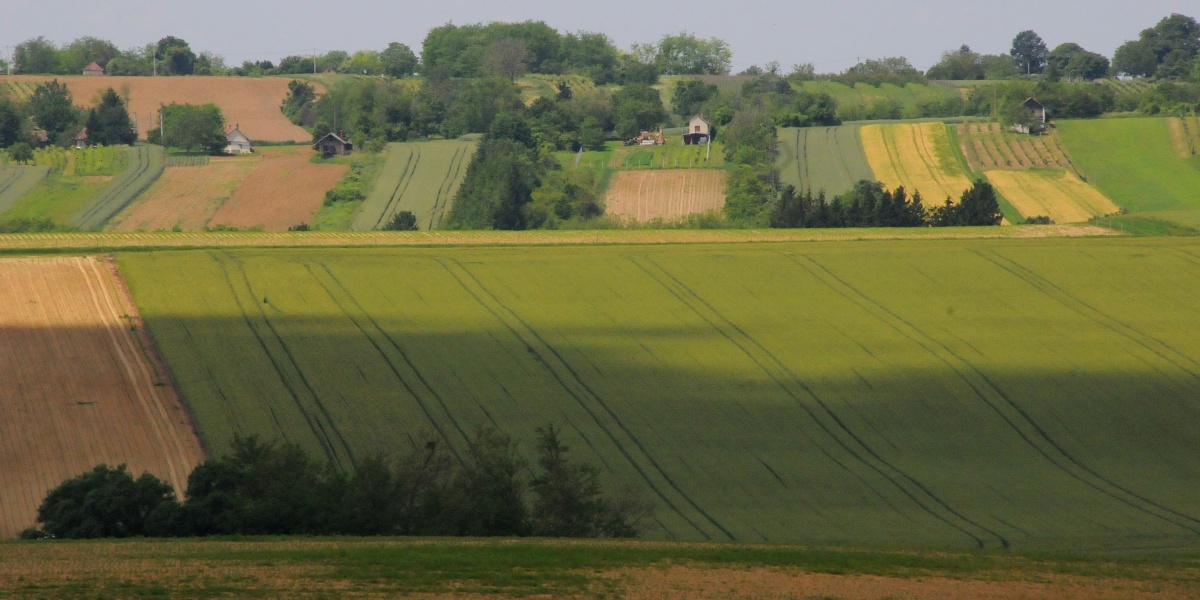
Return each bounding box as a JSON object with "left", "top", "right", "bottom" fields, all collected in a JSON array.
[
  {"left": 0, "top": 80, "right": 133, "bottom": 149},
  {"left": 1113, "top": 14, "right": 1200, "bottom": 78},
  {"left": 770, "top": 180, "right": 1002, "bottom": 229},
  {"left": 148, "top": 103, "right": 226, "bottom": 154},
  {"left": 25, "top": 426, "right": 649, "bottom": 539}
]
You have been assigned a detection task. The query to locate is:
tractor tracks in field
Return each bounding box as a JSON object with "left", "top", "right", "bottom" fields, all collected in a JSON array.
[
  {"left": 366, "top": 147, "right": 421, "bottom": 231},
  {"left": 210, "top": 251, "right": 356, "bottom": 470},
  {"left": 435, "top": 257, "right": 734, "bottom": 541},
  {"left": 793, "top": 250, "right": 1200, "bottom": 538},
  {"left": 427, "top": 146, "right": 469, "bottom": 231},
  {"left": 628, "top": 253, "right": 1002, "bottom": 549},
  {"left": 305, "top": 260, "right": 467, "bottom": 460}
]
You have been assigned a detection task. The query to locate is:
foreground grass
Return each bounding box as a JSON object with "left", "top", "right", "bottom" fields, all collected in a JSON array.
[{"left": 2, "top": 538, "right": 1199, "bottom": 598}]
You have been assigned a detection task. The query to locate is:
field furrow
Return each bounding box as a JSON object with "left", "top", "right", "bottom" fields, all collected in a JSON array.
[
  {"left": 861, "top": 123, "right": 972, "bottom": 202},
  {"left": 72, "top": 145, "right": 165, "bottom": 231},
  {"left": 604, "top": 170, "right": 726, "bottom": 222},
  {"left": 0, "top": 166, "right": 50, "bottom": 214},
  {"left": 777, "top": 126, "right": 874, "bottom": 197},
  {"left": 107, "top": 157, "right": 260, "bottom": 232},
  {"left": 353, "top": 141, "right": 477, "bottom": 231},
  {"left": 0, "top": 256, "right": 205, "bottom": 538},
  {"left": 208, "top": 147, "right": 346, "bottom": 231}
]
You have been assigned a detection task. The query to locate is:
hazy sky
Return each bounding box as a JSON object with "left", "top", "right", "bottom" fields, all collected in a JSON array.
[{"left": 2, "top": 1, "right": 1196, "bottom": 71}]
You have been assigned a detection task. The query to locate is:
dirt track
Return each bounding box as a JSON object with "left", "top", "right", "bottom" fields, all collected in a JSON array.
[
  {"left": 0, "top": 256, "right": 205, "bottom": 538},
  {"left": 604, "top": 169, "right": 726, "bottom": 222},
  {"left": 0, "top": 75, "right": 315, "bottom": 142}
]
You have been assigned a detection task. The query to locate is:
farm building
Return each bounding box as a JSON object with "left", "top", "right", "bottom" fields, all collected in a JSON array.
[
  {"left": 224, "top": 125, "right": 253, "bottom": 154},
  {"left": 1012, "top": 98, "right": 1047, "bottom": 134},
  {"left": 313, "top": 132, "right": 353, "bottom": 158},
  {"left": 82, "top": 61, "right": 105, "bottom": 76},
  {"left": 72, "top": 128, "right": 91, "bottom": 150},
  {"left": 683, "top": 115, "right": 713, "bottom": 145}
]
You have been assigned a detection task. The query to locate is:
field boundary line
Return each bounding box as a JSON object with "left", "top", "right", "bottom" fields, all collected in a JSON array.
[{"left": 436, "top": 257, "right": 730, "bottom": 541}]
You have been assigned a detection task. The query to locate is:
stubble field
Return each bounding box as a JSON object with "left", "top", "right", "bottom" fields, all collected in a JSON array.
[
  {"left": 0, "top": 256, "right": 205, "bottom": 538},
  {"left": 603, "top": 169, "right": 726, "bottom": 222}
]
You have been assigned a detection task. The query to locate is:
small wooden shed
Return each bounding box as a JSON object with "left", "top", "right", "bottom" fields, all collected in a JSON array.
[
  {"left": 313, "top": 132, "right": 353, "bottom": 158},
  {"left": 224, "top": 125, "right": 253, "bottom": 154},
  {"left": 82, "top": 61, "right": 105, "bottom": 76},
  {"left": 1012, "top": 98, "right": 1047, "bottom": 134},
  {"left": 72, "top": 128, "right": 91, "bottom": 150},
  {"left": 683, "top": 114, "right": 713, "bottom": 145}
]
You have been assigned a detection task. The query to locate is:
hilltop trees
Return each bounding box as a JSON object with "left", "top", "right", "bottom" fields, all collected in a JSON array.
[
  {"left": 927, "top": 45, "right": 985, "bottom": 80},
  {"left": 634, "top": 32, "right": 733, "bottom": 75},
  {"left": 1045, "top": 43, "right": 1110, "bottom": 81},
  {"left": 1010, "top": 30, "right": 1048, "bottom": 75},
  {"left": 1113, "top": 13, "right": 1200, "bottom": 78},
  {"left": 380, "top": 42, "right": 418, "bottom": 78},
  {"left": 12, "top": 36, "right": 59, "bottom": 74},
  {"left": 156, "top": 36, "right": 196, "bottom": 75}
]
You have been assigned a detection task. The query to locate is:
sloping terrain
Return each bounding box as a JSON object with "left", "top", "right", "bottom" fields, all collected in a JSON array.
[
  {"left": 0, "top": 75, "right": 316, "bottom": 142},
  {"left": 0, "top": 166, "right": 50, "bottom": 213},
  {"left": 777, "top": 125, "right": 874, "bottom": 196},
  {"left": 603, "top": 170, "right": 726, "bottom": 222},
  {"left": 107, "top": 156, "right": 260, "bottom": 232},
  {"left": 207, "top": 147, "right": 347, "bottom": 231},
  {"left": 860, "top": 122, "right": 973, "bottom": 202},
  {"left": 0, "top": 256, "right": 205, "bottom": 538},
  {"left": 119, "top": 238, "right": 1200, "bottom": 549},
  {"left": 985, "top": 169, "right": 1119, "bottom": 223},
  {"left": 352, "top": 140, "right": 476, "bottom": 231}
]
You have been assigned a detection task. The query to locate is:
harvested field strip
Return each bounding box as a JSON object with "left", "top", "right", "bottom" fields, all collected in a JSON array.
[
  {"left": 208, "top": 147, "right": 347, "bottom": 231},
  {"left": 72, "top": 145, "right": 165, "bottom": 230},
  {"left": 0, "top": 75, "right": 317, "bottom": 142},
  {"left": 860, "top": 123, "right": 972, "bottom": 202},
  {"left": 604, "top": 170, "right": 726, "bottom": 222},
  {"left": 0, "top": 225, "right": 1117, "bottom": 252},
  {"left": 1166, "top": 115, "right": 1200, "bottom": 159},
  {"left": 985, "top": 170, "right": 1120, "bottom": 223},
  {"left": 777, "top": 126, "right": 874, "bottom": 196},
  {"left": 120, "top": 238, "right": 1200, "bottom": 547},
  {"left": 0, "top": 166, "right": 50, "bottom": 213},
  {"left": 107, "top": 157, "right": 259, "bottom": 232},
  {"left": 0, "top": 256, "right": 204, "bottom": 538},
  {"left": 353, "top": 140, "right": 476, "bottom": 231},
  {"left": 165, "top": 155, "right": 211, "bottom": 168}
]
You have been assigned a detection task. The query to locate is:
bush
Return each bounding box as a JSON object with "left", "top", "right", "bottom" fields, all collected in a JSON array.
[
  {"left": 382, "top": 210, "right": 418, "bottom": 231},
  {"left": 35, "top": 464, "right": 180, "bottom": 538}
]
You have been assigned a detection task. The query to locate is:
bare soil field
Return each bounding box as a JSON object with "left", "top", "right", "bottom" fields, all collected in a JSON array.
[
  {"left": 0, "top": 75, "right": 316, "bottom": 142},
  {"left": 0, "top": 256, "right": 205, "bottom": 538},
  {"left": 107, "top": 156, "right": 260, "bottom": 231},
  {"left": 207, "top": 147, "right": 347, "bottom": 231},
  {"left": 604, "top": 169, "right": 726, "bottom": 222}
]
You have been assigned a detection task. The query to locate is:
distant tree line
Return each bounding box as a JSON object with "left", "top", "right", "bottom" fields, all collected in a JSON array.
[
  {"left": 22, "top": 425, "right": 650, "bottom": 540},
  {"left": 0, "top": 81, "right": 136, "bottom": 151}
]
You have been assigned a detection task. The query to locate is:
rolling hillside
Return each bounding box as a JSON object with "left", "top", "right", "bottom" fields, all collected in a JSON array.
[
  {"left": 352, "top": 140, "right": 476, "bottom": 231},
  {"left": 118, "top": 237, "right": 1200, "bottom": 549},
  {"left": 0, "top": 75, "right": 316, "bottom": 143},
  {"left": 860, "top": 122, "right": 973, "bottom": 202},
  {"left": 777, "top": 125, "right": 874, "bottom": 196},
  {"left": 1059, "top": 118, "right": 1200, "bottom": 223}
]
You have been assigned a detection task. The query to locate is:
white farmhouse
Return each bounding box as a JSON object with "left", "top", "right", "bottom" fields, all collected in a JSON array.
[{"left": 224, "top": 125, "right": 253, "bottom": 154}]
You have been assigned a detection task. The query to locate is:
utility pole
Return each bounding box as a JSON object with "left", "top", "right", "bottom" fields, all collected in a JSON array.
[
  {"left": 160, "top": 106, "right": 164, "bottom": 145},
  {"left": 153, "top": 53, "right": 157, "bottom": 76},
  {"left": 3, "top": 45, "right": 11, "bottom": 75},
  {"left": 313, "top": 48, "right": 317, "bottom": 74}
]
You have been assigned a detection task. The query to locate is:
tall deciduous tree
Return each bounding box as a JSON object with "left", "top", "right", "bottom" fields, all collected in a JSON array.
[
  {"left": 86, "top": 88, "right": 137, "bottom": 146},
  {"left": 611, "top": 83, "right": 665, "bottom": 138},
  {"left": 648, "top": 32, "right": 733, "bottom": 75},
  {"left": 0, "top": 99, "right": 22, "bottom": 148},
  {"left": 35, "top": 465, "right": 179, "bottom": 538},
  {"left": 380, "top": 42, "right": 418, "bottom": 78},
  {"left": 13, "top": 36, "right": 58, "bottom": 74},
  {"left": 29, "top": 80, "right": 81, "bottom": 143},
  {"left": 1010, "top": 30, "right": 1048, "bottom": 75},
  {"left": 482, "top": 38, "right": 531, "bottom": 83},
  {"left": 159, "top": 103, "right": 226, "bottom": 154},
  {"left": 926, "top": 45, "right": 985, "bottom": 80},
  {"left": 156, "top": 36, "right": 196, "bottom": 75}
]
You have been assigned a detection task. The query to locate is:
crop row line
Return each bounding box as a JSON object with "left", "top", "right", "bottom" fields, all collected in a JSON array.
[{"left": 435, "top": 257, "right": 731, "bottom": 541}]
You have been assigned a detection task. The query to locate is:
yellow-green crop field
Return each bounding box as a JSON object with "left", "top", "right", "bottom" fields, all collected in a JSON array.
[
  {"left": 118, "top": 236, "right": 1200, "bottom": 550},
  {"left": 352, "top": 140, "right": 476, "bottom": 231}
]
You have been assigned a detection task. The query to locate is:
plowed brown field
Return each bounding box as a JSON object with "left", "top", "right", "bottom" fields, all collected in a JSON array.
[
  {"left": 0, "top": 256, "right": 205, "bottom": 538},
  {"left": 0, "top": 75, "right": 317, "bottom": 142},
  {"left": 207, "top": 147, "right": 347, "bottom": 231},
  {"left": 604, "top": 169, "right": 726, "bottom": 222},
  {"left": 107, "top": 157, "right": 260, "bottom": 232}
]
